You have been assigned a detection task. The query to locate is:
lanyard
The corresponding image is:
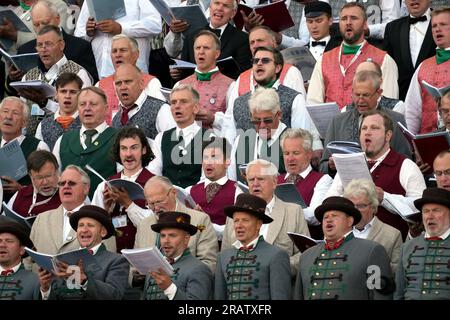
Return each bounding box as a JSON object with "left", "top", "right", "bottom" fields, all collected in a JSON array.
[{"left": 339, "top": 41, "right": 366, "bottom": 76}]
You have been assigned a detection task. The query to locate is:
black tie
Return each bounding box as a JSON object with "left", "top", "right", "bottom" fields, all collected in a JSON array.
[
  {"left": 409, "top": 16, "right": 427, "bottom": 25},
  {"left": 208, "top": 26, "right": 221, "bottom": 37},
  {"left": 311, "top": 41, "right": 326, "bottom": 47},
  {"left": 84, "top": 129, "right": 97, "bottom": 149}
]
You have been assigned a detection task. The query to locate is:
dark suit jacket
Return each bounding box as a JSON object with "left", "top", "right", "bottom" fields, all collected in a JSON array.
[
  {"left": 181, "top": 24, "right": 252, "bottom": 80},
  {"left": 18, "top": 29, "right": 99, "bottom": 83},
  {"left": 384, "top": 16, "right": 435, "bottom": 101}
]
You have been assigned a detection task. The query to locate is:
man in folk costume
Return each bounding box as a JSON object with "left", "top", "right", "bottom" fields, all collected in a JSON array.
[
  {"left": 91, "top": 127, "right": 154, "bottom": 252},
  {"left": 294, "top": 196, "right": 394, "bottom": 300},
  {"left": 405, "top": 7, "right": 450, "bottom": 134},
  {"left": 307, "top": 2, "right": 398, "bottom": 109},
  {"left": 143, "top": 211, "right": 213, "bottom": 300},
  {"left": 215, "top": 193, "right": 292, "bottom": 300},
  {"left": 395, "top": 187, "right": 450, "bottom": 300}
]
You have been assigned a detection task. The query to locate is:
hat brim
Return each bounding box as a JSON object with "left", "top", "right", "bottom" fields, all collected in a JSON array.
[
  {"left": 224, "top": 206, "right": 273, "bottom": 224},
  {"left": 151, "top": 222, "right": 198, "bottom": 236},
  {"left": 315, "top": 203, "right": 361, "bottom": 226},
  {"left": 0, "top": 222, "right": 34, "bottom": 250},
  {"left": 305, "top": 11, "right": 326, "bottom": 18},
  {"left": 414, "top": 196, "right": 450, "bottom": 211},
  {"left": 70, "top": 210, "right": 115, "bottom": 239}
]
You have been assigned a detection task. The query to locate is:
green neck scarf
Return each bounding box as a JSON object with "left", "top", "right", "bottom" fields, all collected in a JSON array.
[
  {"left": 263, "top": 78, "right": 277, "bottom": 88},
  {"left": 195, "top": 70, "right": 217, "bottom": 81},
  {"left": 19, "top": 1, "right": 31, "bottom": 11},
  {"left": 436, "top": 48, "right": 450, "bottom": 65},
  {"left": 342, "top": 43, "right": 362, "bottom": 55}
]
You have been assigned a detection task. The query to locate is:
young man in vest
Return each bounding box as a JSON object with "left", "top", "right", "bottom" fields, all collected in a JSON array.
[
  {"left": 135, "top": 176, "right": 218, "bottom": 272},
  {"left": 97, "top": 34, "right": 166, "bottom": 125},
  {"left": 186, "top": 137, "right": 240, "bottom": 241},
  {"left": 147, "top": 84, "right": 213, "bottom": 188},
  {"left": 175, "top": 30, "right": 234, "bottom": 130},
  {"left": 396, "top": 187, "right": 450, "bottom": 300},
  {"left": 143, "top": 211, "right": 213, "bottom": 300},
  {"left": 111, "top": 63, "right": 175, "bottom": 140},
  {"left": 35, "top": 72, "right": 82, "bottom": 150},
  {"left": 405, "top": 7, "right": 450, "bottom": 134},
  {"left": 215, "top": 193, "right": 292, "bottom": 299},
  {"left": 320, "top": 70, "right": 412, "bottom": 175},
  {"left": 279, "top": 128, "right": 333, "bottom": 239},
  {"left": 326, "top": 109, "right": 426, "bottom": 240},
  {"left": 91, "top": 127, "right": 154, "bottom": 252},
  {"left": 8, "top": 150, "right": 60, "bottom": 217},
  {"left": 294, "top": 196, "right": 394, "bottom": 300},
  {"left": 0, "top": 219, "right": 40, "bottom": 300},
  {"left": 38, "top": 205, "right": 129, "bottom": 300},
  {"left": 0, "top": 97, "right": 49, "bottom": 202},
  {"left": 53, "top": 86, "right": 117, "bottom": 198},
  {"left": 307, "top": 2, "right": 399, "bottom": 108}
]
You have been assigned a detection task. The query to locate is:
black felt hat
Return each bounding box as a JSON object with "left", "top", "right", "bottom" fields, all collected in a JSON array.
[
  {"left": 224, "top": 193, "right": 273, "bottom": 224},
  {"left": 151, "top": 211, "right": 198, "bottom": 236},
  {"left": 315, "top": 196, "right": 361, "bottom": 225},
  {"left": 69, "top": 205, "right": 115, "bottom": 239}
]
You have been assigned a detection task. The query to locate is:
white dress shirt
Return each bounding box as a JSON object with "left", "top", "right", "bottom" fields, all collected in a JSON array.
[
  {"left": 259, "top": 196, "right": 276, "bottom": 240},
  {"left": 62, "top": 203, "right": 85, "bottom": 243},
  {"left": 74, "top": 0, "right": 162, "bottom": 78},
  {"left": 409, "top": 9, "right": 431, "bottom": 67},
  {"left": 353, "top": 216, "right": 376, "bottom": 240},
  {"left": 0, "top": 135, "right": 49, "bottom": 151},
  {"left": 35, "top": 110, "right": 79, "bottom": 142},
  {"left": 308, "top": 35, "right": 331, "bottom": 61}
]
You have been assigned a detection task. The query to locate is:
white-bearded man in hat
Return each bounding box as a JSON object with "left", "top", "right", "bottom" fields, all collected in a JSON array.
[
  {"left": 38, "top": 205, "right": 129, "bottom": 300},
  {"left": 395, "top": 187, "right": 450, "bottom": 300},
  {"left": 294, "top": 196, "right": 394, "bottom": 300}
]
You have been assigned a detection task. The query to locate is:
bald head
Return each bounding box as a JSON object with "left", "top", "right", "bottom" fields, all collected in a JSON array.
[
  {"left": 31, "top": 0, "right": 60, "bottom": 33},
  {"left": 114, "top": 64, "right": 144, "bottom": 107}
]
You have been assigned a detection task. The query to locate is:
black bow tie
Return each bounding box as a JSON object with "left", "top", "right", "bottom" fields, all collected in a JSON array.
[
  {"left": 409, "top": 15, "right": 427, "bottom": 25},
  {"left": 208, "top": 26, "right": 221, "bottom": 37},
  {"left": 311, "top": 40, "right": 326, "bottom": 47}
]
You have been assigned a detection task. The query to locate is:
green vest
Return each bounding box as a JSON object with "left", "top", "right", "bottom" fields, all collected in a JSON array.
[{"left": 60, "top": 128, "right": 117, "bottom": 198}]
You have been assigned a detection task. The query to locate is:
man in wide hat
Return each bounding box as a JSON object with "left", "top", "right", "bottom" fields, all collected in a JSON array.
[
  {"left": 395, "top": 187, "right": 450, "bottom": 300},
  {"left": 38, "top": 205, "right": 129, "bottom": 300},
  {"left": 143, "top": 211, "right": 213, "bottom": 300},
  {"left": 294, "top": 196, "right": 394, "bottom": 300},
  {"left": 215, "top": 193, "right": 292, "bottom": 300}
]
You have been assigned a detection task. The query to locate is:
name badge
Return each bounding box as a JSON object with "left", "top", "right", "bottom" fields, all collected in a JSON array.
[{"left": 112, "top": 215, "right": 127, "bottom": 228}]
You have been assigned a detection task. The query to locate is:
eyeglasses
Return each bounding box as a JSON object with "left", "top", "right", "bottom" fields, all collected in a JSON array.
[
  {"left": 434, "top": 168, "right": 450, "bottom": 177},
  {"left": 251, "top": 117, "right": 274, "bottom": 125},
  {"left": 352, "top": 90, "right": 379, "bottom": 100},
  {"left": 146, "top": 189, "right": 173, "bottom": 210},
  {"left": 35, "top": 40, "right": 60, "bottom": 50},
  {"left": 439, "top": 107, "right": 450, "bottom": 116},
  {"left": 251, "top": 57, "right": 274, "bottom": 65},
  {"left": 57, "top": 180, "right": 79, "bottom": 187},
  {"left": 354, "top": 203, "right": 371, "bottom": 210},
  {"left": 32, "top": 172, "right": 56, "bottom": 182}
]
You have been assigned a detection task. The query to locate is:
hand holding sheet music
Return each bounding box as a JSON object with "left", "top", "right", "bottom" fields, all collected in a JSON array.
[{"left": 333, "top": 152, "right": 372, "bottom": 188}]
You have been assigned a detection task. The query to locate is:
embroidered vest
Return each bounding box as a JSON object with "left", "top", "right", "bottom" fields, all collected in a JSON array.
[
  {"left": 40, "top": 116, "right": 81, "bottom": 150},
  {"left": 237, "top": 64, "right": 294, "bottom": 96},
  {"left": 12, "top": 185, "right": 61, "bottom": 217}
]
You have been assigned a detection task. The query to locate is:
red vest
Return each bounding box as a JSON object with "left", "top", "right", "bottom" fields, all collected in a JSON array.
[
  {"left": 190, "top": 179, "right": 236, "bottom": 225},
  {"left": 417, "top": 57, "right": 450, "bottom": 133},
  {"left": 322, "top": 43, "right": 386, "bottom": 108},
  {"left": 12, "top": 185, "right": 61, "bottom": 217},
  {"left": 237, "top": 63, "right": 294, "bottom": 96},
  {"left": 99, "top": 73, "right": 154, "bottom": 125},
  {"left": 109, "top": 168, "right": 154, "bottom": 252},
  {"left": 371, "top": 150, "right": 408, "bottom": 240}
]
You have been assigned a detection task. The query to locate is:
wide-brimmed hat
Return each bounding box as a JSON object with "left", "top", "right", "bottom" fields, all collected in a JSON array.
[
  {"left": 315, "top": 196, "right": 361, "bottom": 225},
  {"left": 414, "top": 187, "right": 450, "bottom": 211},
  {"left": 305, "top": 1, "right": 332, "bottom": 18},
  {"left": 69, "top": 205, "right": 115, "bottom": 239},
  {"left": 0, "top": 219, "right": 34, "bottom": 249},
  {"left": 151, "top": 212, "right": 198, "bottom": 236},
  {"left": 224, "top": 193, "right": 273, "bottom": 224}
]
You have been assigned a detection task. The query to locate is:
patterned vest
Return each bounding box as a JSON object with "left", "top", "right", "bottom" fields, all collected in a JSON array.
[
  {"left": 180, "top": 71, "right": 233, "bottom": 128},
  {"left": 237, "top": 64, "right": 294, "bottom": 96},
  {"left": 371, "top": 150, "right": 408, "bottom": 240},
  {"left": 59, "top": 128, "right": 117, "bottom": 198},
  {"left": 112, "top": 96, "right": 164, "bottom": 140},
  {"left": 417, "top": 57, "right": 450, "bottom": 133},
  {"left": 40, "top": 116, "right": 81, "bottom": 150},
  {"left": 12, "top": 184, "right": 61, "bottom": 217},
  {"left": 233, "top": 85, "right": 298, "bottom": 131},
  {"left": 322, "top": 43, "right": 386, "bottom": 108},
  {"left": 283, "top": 1, "right": 304, "bottom": 38},
  {"left": 330, "top": 0, "right": 382, "bottom": 25},
  {"left": 161, "top": 127, "right": 206, "bottom": 188},
  {"left": 108, "top": 169, "right": 154, "bottom": 252},
  {"left": 190, "top": 179, "right": 236, "bottom": 225},
  {"left": 99, "top": 73, "right": 154, "bottom": 125}
]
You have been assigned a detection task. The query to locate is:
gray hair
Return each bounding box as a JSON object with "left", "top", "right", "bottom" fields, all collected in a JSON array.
[
  {"left": 248, "top": 87, "right": 280, "bottom": 115},
  {"left": 37, "top": 24, "right": 63, "bottom": 38},
  {"left": 246, "top": 159, "right": 279, "bottom": 177},
  {"left": 343, "top": 178, "right": 379, "bottom": 210},
  {"left": 144, "top": 175, "right": 173, "bottom": 192},
  {"left": 112, "top": 34, "right": 139, "bottom": 53},
  {"left": 32, "top": 0, "right": 60, "bottom": 18},
  {"left": 0, "top": 96, "right": 30, "bottom": 125},
  {"left": 63, "top": 165, "right": 90, "bottom": 186},
  {"left": 170, "top": 84, "right": 200, "bottom": 104},
  {"left": 353, "top": 70, "right": 382, "bottom": 90},
  {"left": 280, "top": 128, "right": 313, "bottom": 152}
]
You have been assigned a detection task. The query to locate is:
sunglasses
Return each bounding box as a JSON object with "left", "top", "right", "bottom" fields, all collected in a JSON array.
[
  {"left": 251, "top": 118, "right": 274, "bottom": 125},
  {"left": 251, "top": 57, "right": 274, "bottom": 65},
  {"left": 57, "top": 180, "right": 79, "bottom": 187}
]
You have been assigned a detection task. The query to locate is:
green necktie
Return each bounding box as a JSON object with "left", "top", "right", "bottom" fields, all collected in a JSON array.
[
  {"left": 342, "top": 43, "right": 361, "bottom": 55},
  {"left": 436, "top": 48, "right": 450, "bottom": 65},
  {"left": 84, "top": 129, "right": 97, "bottom": 149},
  {"left": 195, "top": 70, "right": 217, "bottom": 81}
]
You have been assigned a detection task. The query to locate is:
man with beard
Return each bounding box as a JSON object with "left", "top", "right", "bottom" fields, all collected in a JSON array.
[
  {"left": 8, "top": 150, "right": 61, "bottom": 217},
  {"left": 326, "top": 109, "right": 426, "bottom": 240},
  {"left": 92, "top": 127, "right": 154, "bottom": 252},
  {"left": 307, "top": 2, "right": 398, "bottom": 109}
]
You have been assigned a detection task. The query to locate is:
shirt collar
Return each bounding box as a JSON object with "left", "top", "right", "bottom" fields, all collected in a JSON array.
[
  {"left": 425, "top": 227, "right": 450, "bottom": 240},
  {"left": 208, "top": 23, "right": 227, "bottom": 34},
  {"left": 232, "top": 234, "right": 260, "bottom": 251},
  {"left": 194, "top": 66, "right": 219, "bottom": 74},
  {"left": 64, "top": 203, "right": 85, "bottom": 217},
  {"left": 119, "top": 90, "right": 147, "bottom": 109},
  {"left": 80, "top": 122, "right": 109, "bottom": 136},
  {"left": 45, "top": 55, "right": 68, "bottom": 82},
  {"left": 310, "top": 35, "right": 330, "bottom": 46},
  {"left": 353, "top": 216, "right": 375, "bottom": 233},
  {"left": 367, "top": 147, "right": 391, "bottom": 163},
  {"left": 410, "top": 8, "right": 431, "bottom": 20},
  {"left": 257, "top": 122, "right": 287, "bottom": 147},
  {"left": 265, "top": 196, "right": 276, "bottom": 216},
  {"left": 204, "top": 175, "right": 228, "bottom": 187},
  {"left": 54, "top": 110, "right": 78, "bottom": 119},
  {"left": 121, "top": 168, "right": 143, "bottom": 181},
  {"left": 1, "top": 134, "right": 25, "bottom": 147},
  {"left": 176, "top": 121, "right": 201, "bottom": 139},
  {"left": 0, "top": 262, "right": 21, "bottom": 274},
  {"left": 286, "top": 164, "right": 312, "bottom": 180}
]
